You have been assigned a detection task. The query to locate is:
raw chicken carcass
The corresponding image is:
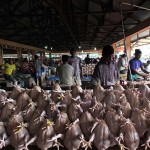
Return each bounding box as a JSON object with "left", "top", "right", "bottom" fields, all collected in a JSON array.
[
  {"left": 68, "top": 102, "right": 83, "bottom": 122},
  {"left": 0, "top": 90, "right": 8, "bottom": 109},
  {"left": 105, "top": 108, "right": 121, "bottom": 136},
  {"left": 89, "top": 97, "right": 103, "bottom": 119},
  {"left": 117, "top": 94, "right": 132, "bottom": 118},
  {"left": 3, "top": 122, "right": 30, "bottom": 150},
  {"left": 80, "top": 111, "right": 94, "bottom": 140},
  {"left": 29, "top": 86, "right": 41, "bottom": 101},
  {"left": 131, "top": 108, "right": 147, "bottom": 137},
  {"left": 80, "top": 92, "right": 92, "bottom": 111},
  {"left": 52, "top": 83, "right": 62, "bottom": 92},
  {"left": 6, "top": 113, "right": 24, "bottom": 135},
  {"left": 72, "top": 84, "right": 83, "bottom": 98},
  {"left": 140, "top": 96, "right": 150, "bottom": 112},
  {"left": 142, "top": 131, "right": 150, "bottom": 150},
  {"left": 9, "top": 85, "right": 22, "bottom": 100},
  {"left": 15, "top": 92, "right": 30, "bottom": 113},
  {"left": 138, "top": 84, "right": 150, "bottom": 100},
  {"left": 35, "top": 119, "right": 63, "bottom": 150},
  {"left": 23, "top": 99, "right": 37, "bottom": 122},
  {"left": 0, "top": 122, "right": 8, "bottom": 149},
  {"left": 37, "top": 90, "right": 51, "bottom": 112},
  {"left": 117, "top": 118, "right": 140, "bottom": 150},
  {"left": 46, "top": 102, "right": 61, "bottom": 119},
  {"left": 113, "top": 84, "right": 125, "bottom": 92},
  {"left": 93, "top": 84, "right": 105, "bottom": 102},
  {"left": 54, "top": 112, "right": 70, "bottom": 134},
  {"left": 28, "top": 110, "right": 46, "bottom": 136},
  {"left": 124, "top": 89, "right": 140, "bottom": 109},
  {"left": 64, "top": 119, "right": 85, "bottom": 150},
  {"left": 0, "top": 101, "right": 16, "bottom": 121},
  {"left": 103, "top": 91, "right": 116, "bottom": 109},
  {"left": 90, "top": 119, "right": 116, "bottom": 150}
]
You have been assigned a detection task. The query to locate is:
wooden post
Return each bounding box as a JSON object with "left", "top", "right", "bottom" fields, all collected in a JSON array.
[
  {"left": 49, "top": 52, "right": 51, "bottom": 59},
  {"left": 32, "top": 50, "right": 35, "bottom": 60},
  {"left": 125, "top": 37, "right": 132, "bottom": 60},
  {"left": 17, "top": 49, "right": 22, "bottom": 59},
  {"left": 40, "top": 52, "right": 42, "bottom": 60},
  {"left": 0, "top": 46, "right": 3, "bottom": 65},
  {"left": 43, "top": 52, "right": 46, "bottom": 60},
  {"left": 112, "top": 43, "right": 117, "bottom": 55}
]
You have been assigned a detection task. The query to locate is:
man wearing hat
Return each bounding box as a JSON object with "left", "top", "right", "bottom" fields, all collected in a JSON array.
[{"left": 127, "top": 49, "right": 149, "bottom": 81}]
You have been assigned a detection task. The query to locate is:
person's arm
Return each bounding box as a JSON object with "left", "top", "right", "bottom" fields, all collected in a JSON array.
[
  {"left": 131, "top": 69, "right": 146, "bottom": 77},
  {"left": 130, "top": 60, "right": 148, "bottom": 78},
  {"left": 141, "top": 65, "right": 149, "bottom": 74},
  {"left": 121, "top": 59, "right": 127, "bottom": 68},
  {"left": 12, "top": 65, "right": 16, "bottom": 75}
]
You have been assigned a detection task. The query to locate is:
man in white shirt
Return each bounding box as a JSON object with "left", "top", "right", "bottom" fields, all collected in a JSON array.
[{"left": 57, "top": 55, "right": 74, "bottom": 86}]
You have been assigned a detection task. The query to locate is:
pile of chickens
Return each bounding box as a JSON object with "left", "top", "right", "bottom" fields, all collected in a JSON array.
[{"left": 0, "top": 83, "right": 150, "bottom": 150}]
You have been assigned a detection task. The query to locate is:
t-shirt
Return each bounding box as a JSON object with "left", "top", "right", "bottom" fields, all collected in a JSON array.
[
  {"left": 68, "top": 56, "right": 81, "bottom": 77},
  {"left": 129, "top": 58, "right": 143, "bottom": 74},
  {"left": 2, "top": 63, "right": 16, "bottom": 75},
  {"left": 21, "top": 62, "right": 29, "bottom": 73},
  {"left": 92, "top": 58, "right": 118, "bottom": 86},
  {"left": 57, "top": 64, "right": 74, "bottom": 85},
  {"left": 118, "top": 57, "right": 128, "bottom": 71}
]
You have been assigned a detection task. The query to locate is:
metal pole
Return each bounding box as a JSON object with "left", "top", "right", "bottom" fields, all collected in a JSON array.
[
  {"left": 122, "top": 2, "right": 150, "bottom": 11},
  {"left": 120, "top": 4, "right": 134, "bottom": 84}
]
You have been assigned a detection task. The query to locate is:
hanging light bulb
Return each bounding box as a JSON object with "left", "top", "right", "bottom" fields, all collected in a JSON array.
[
  {"left": 51, "top": 47, "right": 52, "bottom": 50},
  {"left": 79, "top": 46, "right": 81, "bottom": 49},
  {"left": 44, "top": 46, "right": 48, "bottom": 49},
  {"left": 94, "top": 47, "right": 97, "bottom": 50}
]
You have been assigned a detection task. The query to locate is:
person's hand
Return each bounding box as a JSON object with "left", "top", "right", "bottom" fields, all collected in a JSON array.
[{"left": 143, "top": 74, "right": 149, "bottom": 80}]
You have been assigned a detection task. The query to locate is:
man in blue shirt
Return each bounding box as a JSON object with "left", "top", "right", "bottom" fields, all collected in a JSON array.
[{"left": 128, "top": 49, "right": 149, "bottom": 81}]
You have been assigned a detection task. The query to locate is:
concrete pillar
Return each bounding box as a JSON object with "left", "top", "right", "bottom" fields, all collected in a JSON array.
[
  {"left": 0, "top": 46, "right": 3, "bottom": 65},
  {"left": 112, "top": 43, "right": 117, "bottom": 55},
  {"left": 49, "top": 52, "right": 51, "bottom": 59},
  {"left": 125, "top": 37, "right": 132, "bottom": 60},
  {"left": 32, "top": 50, "right": 35, "bottom": 60},
  {"left": 43, "top": 52, "right": 46, "bottom": 60},
  {"left": 17, "top": 49, "right": 22, "bottom": 59},
  {"left": 40, "top": 52, "right": 42, "bottom": 60}
]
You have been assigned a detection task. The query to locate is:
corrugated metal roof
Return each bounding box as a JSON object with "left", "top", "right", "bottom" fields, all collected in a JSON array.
[{"left": 0, "top": 0, "right": 149, "bottom": 50}]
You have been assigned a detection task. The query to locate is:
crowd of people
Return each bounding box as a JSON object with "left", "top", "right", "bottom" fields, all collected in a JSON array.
[
  {"left": 1, "top": 55, "right": 43, "bottom": 86},
  {"left": 1, "top": 46, "right": 150, "bottom": 88}
]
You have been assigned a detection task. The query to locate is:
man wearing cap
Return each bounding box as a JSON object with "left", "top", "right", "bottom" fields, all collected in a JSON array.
[{"left": 127, "top": 49, "right": 149, "bottom": 81}]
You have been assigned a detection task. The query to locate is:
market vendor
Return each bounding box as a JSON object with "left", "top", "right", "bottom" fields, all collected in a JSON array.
[
  {"left": 68, "top": 49, "right": 82, "bottom": 85},
  {"left": 127, "top": 49, "right": 149, "bottom": 81},
  {"left": 92, "top": 45, "right": 118, "bottom": 87},
  {"left": 57, "top": 55, "right": 74, "bottom": 86}
]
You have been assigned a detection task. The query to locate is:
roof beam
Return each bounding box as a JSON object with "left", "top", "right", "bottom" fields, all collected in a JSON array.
[
  {"left": 114, "top": 17, "right": 150, "bottom": 43},
  {"left": 100, "top": 0, "right": 148, "bottom": 47},
  {"left": 43, "top": 0, "right": 79, "bottom": 48},
  {"left": 0, "top": 38, "right": 51, "bottom": 52}
]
